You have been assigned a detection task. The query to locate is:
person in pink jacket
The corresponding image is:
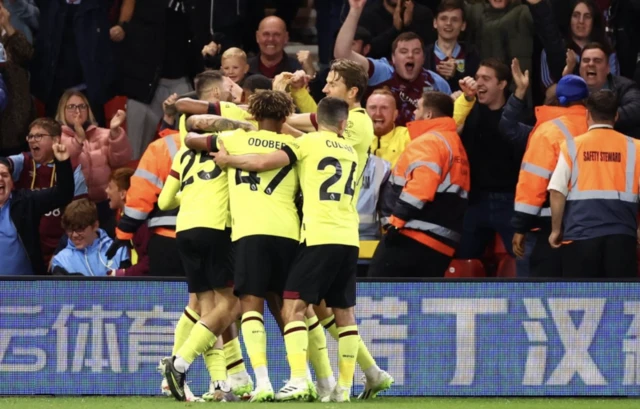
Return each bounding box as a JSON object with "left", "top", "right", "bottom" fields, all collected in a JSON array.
[{"left": 55, "top": 90, "right": 132, "bottom": 229}]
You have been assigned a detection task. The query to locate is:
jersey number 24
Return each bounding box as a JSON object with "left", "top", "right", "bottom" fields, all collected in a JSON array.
[{"left": 318, "top": 157, "right": 356, "bottom": 201}]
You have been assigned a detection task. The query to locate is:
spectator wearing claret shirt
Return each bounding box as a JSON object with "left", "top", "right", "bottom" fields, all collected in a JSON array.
[
  {"left": 367, "top": 88, "right": 411, "bottom": 167},
  {"left": 247, "top": 16, "right": 302, "bottom": 79},
  {"left": 335, "top": 0, "right": 451, "bottom": 127},
  {"left": 359, "top": 0, "right": 436, "bottom": 59},
  {"left": 424, "top": 0, "right": 480, "bottom": 93},
  {"left": 105, "top": 168, "right": 149, "bottom": 276},
  {"left": 56, "top": 90, "right": 132, "bottom": 229},
  {"left": 8, "top": 118, "right": 87, "bottom": 267}
]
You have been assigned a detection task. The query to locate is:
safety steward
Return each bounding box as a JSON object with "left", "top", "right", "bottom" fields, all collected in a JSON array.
[
  {"left": 548, "top": 90, "right": 640, "bottom": 278},
  {"left": 370, "top": 91, "right": 470, "bottom": 278},
  {"left": 511, "top": 75, "right": 589, "bottom": 277}
]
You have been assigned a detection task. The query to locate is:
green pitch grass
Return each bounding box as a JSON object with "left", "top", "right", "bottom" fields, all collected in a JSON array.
[{"left": 1, "top": 397, "right": 639, "bottom": 409}]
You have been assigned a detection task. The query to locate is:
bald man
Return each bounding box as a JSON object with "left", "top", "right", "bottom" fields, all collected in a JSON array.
[{"left": 248, "top": 16, "right": 302, "bottom": 79}]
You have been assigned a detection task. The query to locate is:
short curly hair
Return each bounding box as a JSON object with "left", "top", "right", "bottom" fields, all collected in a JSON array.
[{"left": 247, "top": 90, "right": 295, "bottom": 122}]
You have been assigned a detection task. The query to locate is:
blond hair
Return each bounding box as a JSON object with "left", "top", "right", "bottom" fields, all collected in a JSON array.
[
  {"left": 222, "top": 47, "right": 247, "bottom": 62},
  {"left": 55, "top": 90, "right": 97, "bottom": 126}
]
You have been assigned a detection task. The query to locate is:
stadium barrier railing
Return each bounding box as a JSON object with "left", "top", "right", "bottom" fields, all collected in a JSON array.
[{"left": 1, "top": 276, "right": 639, "bottom": 396}]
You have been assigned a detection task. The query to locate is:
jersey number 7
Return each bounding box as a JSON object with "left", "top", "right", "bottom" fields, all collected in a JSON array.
[
  {"left": 235, "top": 164, "right": 294, "bottom": 195},
  {"left": 318, "top": 157, "right": 356, "bottom": 201}
]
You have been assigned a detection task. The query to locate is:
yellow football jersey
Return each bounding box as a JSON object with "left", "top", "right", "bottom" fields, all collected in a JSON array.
[
  {"left": 220, "top": 101, "right": 258, "bottom": 129},
  {"left": 344, "top": 107, "right": 374, "bottom": 198},
  {"left": 215, "top": 129, "right": 300, "bottom": 241},
  {"left": 284, "top": 130, "right": 359, "bottom": 247},
  {"left": 158, "top": 147, "right": 229, "bottom": 232}
]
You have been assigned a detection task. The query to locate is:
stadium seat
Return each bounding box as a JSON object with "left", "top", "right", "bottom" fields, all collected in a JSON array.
[
  {"left": 104, "top": 96, "right": 128, "bottom": 129},
  {"left": 496, "top": 255, "right": 516, "bottom": 278},
  {"left": 445, "top": 259, "right": 486, "bottom": 278},
  {"left": 359, "top": 240, "right": 379, "bottom": 259}
]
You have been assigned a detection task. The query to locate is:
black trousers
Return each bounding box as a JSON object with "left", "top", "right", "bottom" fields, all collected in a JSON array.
[
  {"left": 368, "top": 233, "right": 451, "bottom": 278},
  {"left": 529, "top": 227, "right": 563, "bottom": 278},
  {"left": 148, "top": 234, "right": 184, "bottom": 277},
  {"left": 562, "top": 234, "right": 638, "bottom": 279}
]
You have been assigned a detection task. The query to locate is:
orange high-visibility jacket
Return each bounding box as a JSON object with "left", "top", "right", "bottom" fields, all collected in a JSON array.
[
  {"left": 116, "top": 130, "right": 181, "bottom": 240},
  {"left": 381, "top": 117, "right": 470, "bottom": 257},
  {"left": 560, "top": 127, "right": 640, "bottom": 240},
  {"left": 512, "top": 105, "right": 587, "bottom": 233}
]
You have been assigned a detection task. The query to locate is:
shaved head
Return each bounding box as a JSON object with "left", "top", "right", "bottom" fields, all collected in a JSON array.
[
  {"left": 258, "top": 15, "right": 287, "bottom": 32},
  {"left": 256, "top": 16, "right": 288, "bottom": 60}
]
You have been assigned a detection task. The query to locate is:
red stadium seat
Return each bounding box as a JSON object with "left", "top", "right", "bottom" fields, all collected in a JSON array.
[
  {"left": 496, "top": 255, "right": 516, "bottom": 278},
  {"left": 445, "top": 259, "right": 486, "bottom": 278},
  {"left": 104, "top": 96, "right": 128, "bottom": 129}
]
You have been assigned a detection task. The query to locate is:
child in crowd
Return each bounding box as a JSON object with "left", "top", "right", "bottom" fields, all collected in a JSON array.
[
  {"left": 51, "top": 198, "right": 130, "bottom": 276},
  {"left": 221, "top": 47, "right": 250, "bottom": 86}
]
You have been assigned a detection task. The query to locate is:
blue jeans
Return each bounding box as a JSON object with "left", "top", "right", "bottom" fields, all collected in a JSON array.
[{"left": 456, "top": 192, "right": 534, "bottom": 277}]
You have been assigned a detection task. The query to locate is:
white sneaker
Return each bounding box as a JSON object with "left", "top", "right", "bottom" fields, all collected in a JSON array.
[
  {"left": 228, "top": 372, "right": 254, "bottom": 398},
  {"left": 321, "top": 385, "right": 350, "bottom": 402},
  {"left": 357, "top": 370, "right": 394, "bottom": 399},
  {"left": 160, "top": 377, "right": 172, "bottom": 397},
  {"left": 316, "top": 380, "right": 335, "bottom": 401},
  {"left": 275, "top": 379, "right": 309, "bottom": 401},
  {"left": 249, "top": 383, "right": 275, "bottom": 402},
  {"left": 184, "top": 383, "right": 204, "bottom": 402}
]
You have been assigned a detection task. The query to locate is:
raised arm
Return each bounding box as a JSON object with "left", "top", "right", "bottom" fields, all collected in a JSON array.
[{"left": 333, "top": 0, "right": 370, "bottom": 71}]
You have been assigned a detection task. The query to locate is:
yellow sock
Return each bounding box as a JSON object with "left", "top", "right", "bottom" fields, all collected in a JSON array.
[
  {"left": 306, "top": 315, "right": 333, "bottom": 379},
  {"left": 224, "top": 337, "right": 247, "bottom": 376},
  {"left": 204, "top": 346, "right": 227, "bottom": 381},
  {"left": 177, "top": 322, "right": 217, "bottom": 364},
  {"left": 172, "top": 307, "right": 200, "bottom": 355},
  {"left": 284, "top": 321, "right": 308, "bottom": 380},
  {"left": 338, "top": 325, "right": 360, "bottom": 389},
  {"left": 323, "top": 314, "right": 376, "bottom": 372},
  {"left": 241, "top": 311, "right": 268, "bottom": 370}
]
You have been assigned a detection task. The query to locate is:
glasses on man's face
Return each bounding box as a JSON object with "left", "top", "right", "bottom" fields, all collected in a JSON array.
[
  {"left": 65, "top": 103, "right": 88, "bottom": 111},
  {"left": 66, "top": 226, "right": 89, "bottom": 237},
  {"left": 25, "top": 133, "right": 51, "bottom": 142}
]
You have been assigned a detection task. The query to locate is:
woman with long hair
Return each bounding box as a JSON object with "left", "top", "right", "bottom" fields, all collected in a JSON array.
[
  {"left": 56, "top": 90, "right": 132, "bottom": 228},
  {"left": 540, "top": 0, "right": 619, "bottom": 89}
]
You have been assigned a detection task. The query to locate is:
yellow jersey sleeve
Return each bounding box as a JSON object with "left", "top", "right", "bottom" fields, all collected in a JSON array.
[
  {"left": 287, "top": 131, "right": 360, "bottom": 247},
  {"left": 219, "top": 130, "right": 301, "bottom": 242},
  {"left": 344, "top": 108, "right": 375, "bottom": 198},
  {"left": 220, "top": 101, "right": 258, "bottom": 129},
  {"left": 172, "top": 148, "right": 229, "bottom": 232},
  {"left": 158, "top": 150, "right": 183, "bottom": 211}
]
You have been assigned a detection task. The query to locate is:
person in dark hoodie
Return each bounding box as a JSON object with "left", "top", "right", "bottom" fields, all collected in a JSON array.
[
  {"left": 0, "top": 142, "right": 74, "bottom": 276},
  {"left": 464, "top": 0, "right": 534, "bottom": 94}
]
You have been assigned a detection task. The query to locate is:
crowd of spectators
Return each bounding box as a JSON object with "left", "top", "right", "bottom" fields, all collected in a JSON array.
[{"left": 1, "top": 0, "right": 639, "bottom": 279}]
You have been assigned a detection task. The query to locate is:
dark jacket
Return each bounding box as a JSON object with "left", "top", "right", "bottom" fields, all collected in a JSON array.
[
  {"left": 247, "top": 53, "right": 302, "bottom": 79},
  {"left": 9, "top": 158, "right": 75, "bottom": 275},
  {"left": 0, "top": 30, "right": 36, "bottom": 154},
  {"left": 116, "top": 1, "right": 166, "bottom": 103},
  {"left": 609, "top": 74, "right": 640, "bottom": 138},
  {"left": 423, "top": 42, "right": 480, "bottom": 93},
  {"left": 465, "top": 0, "right": 534, "bottom": 77},
  {"left": 359, "top": 1, "right": 436, "bottom": 59},
  {"left": 609, "top": 0, "right": 640, "bottom": 80},
  {"left": 31, "top": 0, "right": 116, "bottom": 107}
]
